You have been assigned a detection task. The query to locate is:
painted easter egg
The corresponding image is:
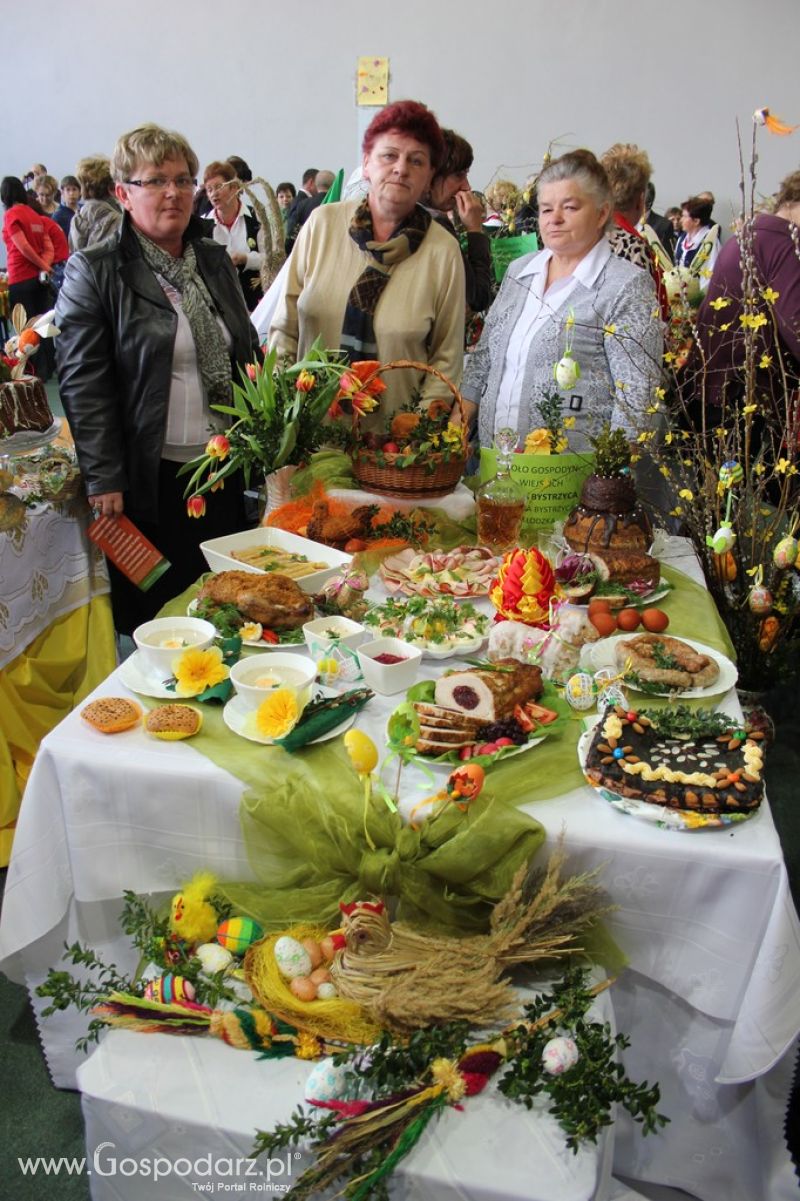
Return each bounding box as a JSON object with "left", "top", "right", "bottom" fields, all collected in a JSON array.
[
  {"left": 541, "top": 1035, "right": 580, "bottom": 1075},
  {"left": 773, "top": 536, "right": 798, "bottom": 570},
  {"left": 710, "top": 525, "right": 736, "bottom": 554},
  {"left": 748, "top": 585, "right": 773, "bottom": 615},
  {"left": 565, "top": 672, "right": 597, "bottom": 711},
  {"left": 304, "top": 1057, "right": 359, "bottom": 1103},
  {"left": 316, "top": 982, "right": 338, "bottom": 1000},
  {"left": 216, "top": 916, "right": 264, "bottom": 955},
  {"left": 195, "top": 943, "right": 234, "bottom": 974},
  {"left": 144, "top": 974, "right": 196, "bottom": 1006},
  {"left": 274, "top": 935, "right": 313, "bottom": 980}
]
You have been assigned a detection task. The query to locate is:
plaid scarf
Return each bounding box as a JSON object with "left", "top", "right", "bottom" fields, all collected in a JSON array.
[
  {"left": 340, "top": 199, "right": 431, "bottom": 362},
  {"left": 133, "top": 228, "right": 231, "bottom": 406}
]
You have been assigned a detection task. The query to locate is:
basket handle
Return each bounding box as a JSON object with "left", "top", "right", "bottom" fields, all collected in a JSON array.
[{"left": 364, "top": 358, "right": 468, "bottom": 451}]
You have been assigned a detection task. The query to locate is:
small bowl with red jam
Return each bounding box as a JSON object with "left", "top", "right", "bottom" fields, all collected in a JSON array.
[{"left": 356, "top": 637, "right": 422, "bottom": 695}]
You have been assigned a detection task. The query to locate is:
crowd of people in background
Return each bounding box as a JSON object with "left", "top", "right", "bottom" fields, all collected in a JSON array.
[{"left": 1, "top": 102, "right": 798, "bottom": 637}]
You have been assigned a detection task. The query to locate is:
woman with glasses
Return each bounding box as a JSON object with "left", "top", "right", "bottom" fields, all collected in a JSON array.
[
  {"left": 55, "top": 123, "right": 259, "bottom": 634},
  {"left": 201, "top": 160, "right": 264, "bottom": 311}
]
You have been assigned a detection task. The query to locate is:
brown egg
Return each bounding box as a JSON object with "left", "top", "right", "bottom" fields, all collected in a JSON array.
[
  {"left": 616, "top": 608, "right": 642, "bottom": 632},
  {"left": 588, "top": 598, "right": 612, "bottom": 614},
  {"left": 310, "top": 967, "right": 331, "bottom": 985},
  {"left": 289, "top": 976, "right": 317, "bottom": 1002},
  {"left": 589, "top": 611, "right": 617, "bottom": 637},
  {"left": 301, "top": 939, "right": 323, "bottom": 969},
  {"left": 641, "top": 608, "right": 670, "bottom": 633},
  {"left": 319, "top": 936, "right": 336, "bottom": 962}
]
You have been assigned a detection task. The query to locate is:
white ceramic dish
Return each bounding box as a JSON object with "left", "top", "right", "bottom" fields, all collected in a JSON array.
[
  {"left": 118, "top": 651, "right": 183, "bottom": 700},
  {"left": 302, "top": 615, "right": 365, "bottom": 653},
  {"left": 186, "top": 598, "right": 307, "bottom": 649},
  {"left": 222, "top": 688, "right": 355, "bottom": 746},
  {"left": 577, "top": 720, "right": 757, "bottom": 831},
  {"left": 200, "top": 527, "right": 351, "bottom": 594},
  {"left": 584, "top": 634, "right": 738, "bottom": 699},
  {"left": 357, "top": 637, "right": 422, "bottom": 695},
  {"left": 132, "top": 617, "right": 217, "bottom": 677},
  {"left": 229, "top": 652, "right": 317, "bottom": 710},
  {"left": 416, "top": 633, "right": 486, "bottom": 660}
]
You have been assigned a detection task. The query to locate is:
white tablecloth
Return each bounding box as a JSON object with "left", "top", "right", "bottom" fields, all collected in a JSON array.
[
  {"left": 0, "top": 498, "right": 109, "bottom": 669},
  {"left": 1, "top": 537, "right": 798, "bottom": 1201},
  {"left": 77, "top": 984, "right": 614, "bottom": 1201}
]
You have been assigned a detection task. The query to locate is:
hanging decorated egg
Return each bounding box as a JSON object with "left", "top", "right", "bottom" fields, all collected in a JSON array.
[
  {"left": 553, "top": 352, "right": 581, "bottom": 391},
  {"left": 565, "top": 672, "right": 597, "bottom": 711},
  {"left": 748, "top": 585, "right": 773, "bottom": 615},
  {"left": 719, "top": 460, "right": 743, "bottom": 488},
  {"left": 143, "top": 974, "right": 196, "bottom": 1006},
  {"left": 216, "top": 916, "right": 264, "bottom": 955},
  {"left": 490, "top": 548, "right": 556, "bottom": 626},
  {"left": 274, "top": 935, "right": 313, "bottom": 980},
  {"left": 773, "top": 536, "right": 798, "bottom": 570},
  {"left": 709, "top": 525, "right": 736, "bottom": 554},
  {"left": 758, "top": 616, "right": 780, "bottom": 652},
  {"left": 541, "top": 1035, "right": 580, "bottom": 1075},
  {"left": 195, "top": 943, "right": 234, "bottom": 974}
]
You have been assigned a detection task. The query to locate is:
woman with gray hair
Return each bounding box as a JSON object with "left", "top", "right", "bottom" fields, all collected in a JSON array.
[
  {"left": 56, "top": 123, "right": 258, "bottom": 633},
  {"left": 460, "top": 149, "right": 663, "bottom": 452},
  {"left": 69, "top": 156, "right": 123, "bottom": 251}
]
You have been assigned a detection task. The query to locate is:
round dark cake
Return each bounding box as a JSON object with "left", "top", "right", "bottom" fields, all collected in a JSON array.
[{"left": 564, "top": 472, "right": 652, "bottom": 552}]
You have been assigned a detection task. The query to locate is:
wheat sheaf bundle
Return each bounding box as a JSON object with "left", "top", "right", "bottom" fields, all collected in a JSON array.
[{"left": 330, "top": 843, "right": 610, "bottom": 1033}]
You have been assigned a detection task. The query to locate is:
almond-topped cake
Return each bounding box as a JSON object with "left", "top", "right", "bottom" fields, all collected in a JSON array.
[{"left": 583, "top": 704, "right": 765, "bottom": 815}]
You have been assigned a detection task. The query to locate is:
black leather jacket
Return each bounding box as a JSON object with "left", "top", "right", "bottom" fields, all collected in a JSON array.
[{"left": 55, "top": 214, "right": 259, "bottom": 522}]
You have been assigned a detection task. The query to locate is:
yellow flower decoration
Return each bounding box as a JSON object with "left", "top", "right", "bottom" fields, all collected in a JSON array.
[
  {"left": 762, "top": 287, "right": 779, "bottom": 304},
  {"left": 565, "top": 312, "right": 575, "bottom": 329},
  {"left": 431, "top": 1058, "right": 466, "bottom": 1103},
  {"left": 603, "top": 323, "right": 616, "bottom": 336},
  {"left": 742, "top": 403, "right": 758, "bottom": 415},
  {"left": 663, "top": 351, "right": 676, "bottom": 363},
  {"left": 710, "top": 297, "right": 731, "bottom": 310},
  {"left": 563, "top": 416, "right": 576, "bottom": 429},
  {"left": 754, "top": 463, "right": 766, "bottom": 476},
  {"left": 659, "top": 465, "right": 671, "bottom": 478},
  {"left": 776, "top": 459, "right": 792, "bottom": 474},
  {"left": 678, "top": 488, "right": 694, "bottom": 501},
  {"left": 524, "top": 428, "right": 553, "bottom": 454},
  {"left": 740, "top": 313, "right": 768, "bottom": 330},
  {"left": 172, "top": 646, "right": 229, "bottom": 697},
  {"left": 758, "top": 354, "right": 773, "bottom": 369},
  {"left": 720, "top": 322, "right": 732, "bottom": 331},
  {"left": 255, "top": 688, "right": 300, "bottom": 739},
  {"left": 654, "top": 387, "right": 666, "bottom": 400},
  {"left": 670, "top": 506, "right": 684, "bottom": 517},
  {"left": 664, "top": 431, "right": 674, "bottom": 445}
]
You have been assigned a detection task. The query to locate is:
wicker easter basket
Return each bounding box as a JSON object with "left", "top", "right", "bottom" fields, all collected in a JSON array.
[{"left": 350, "top": 360, "right": 468, "bottom": 499}]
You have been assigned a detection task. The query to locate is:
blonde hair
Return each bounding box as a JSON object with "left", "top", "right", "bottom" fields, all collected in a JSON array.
[
  {"left": 76, "top": 155, "right": 115, "bottom": 200},
  {"left": 776, "top": 169, "right": 800, "bottom": 210},
  {"left": 110, "top": 123, "right": 198, "bottom": 183},
  {"left": 600, "top": 143, "right": 652, "bottom": 213},
  {"left": 33, "top": 173, "right": 58, "bottom": 198}
]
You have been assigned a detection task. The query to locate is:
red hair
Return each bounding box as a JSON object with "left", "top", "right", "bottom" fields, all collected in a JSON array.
[{"left": 362, "top": 100, "right": 445, "bottom": 171}]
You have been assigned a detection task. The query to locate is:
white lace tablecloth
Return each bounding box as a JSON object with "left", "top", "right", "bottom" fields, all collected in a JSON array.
[
  {"left": 1, "top": 537, "right": 798, "bottom": 1200},
  {"left": 0, "top": 499, "right": 109, "bottom": 669}
]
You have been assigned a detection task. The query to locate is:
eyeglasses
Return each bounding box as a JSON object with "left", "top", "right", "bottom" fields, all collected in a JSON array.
[
  {"left": 205, "top": 181, "right": 236, "bottom": 195},
  {"left": 125, "top": 175, "right": 197, "bottom": 192}
]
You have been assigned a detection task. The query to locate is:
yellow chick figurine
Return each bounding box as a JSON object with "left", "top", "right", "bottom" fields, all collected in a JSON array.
[{"left": 169, "top": 872, "right": 219, "bottom": 947}]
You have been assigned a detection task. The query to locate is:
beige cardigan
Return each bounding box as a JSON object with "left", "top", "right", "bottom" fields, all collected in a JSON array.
[{"left": 269, "top": 199, "right": 465, "bottom": 419}]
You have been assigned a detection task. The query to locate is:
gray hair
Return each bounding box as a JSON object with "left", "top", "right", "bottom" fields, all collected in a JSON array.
[
  {"left": 110, "top": 123, "right": 198, "bottom": 183},
  {"left": 538, "top": 149, "right": 613, "bottom": 217}
]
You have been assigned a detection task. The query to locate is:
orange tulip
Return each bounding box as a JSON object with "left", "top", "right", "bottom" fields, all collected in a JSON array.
[{"left": 186, "top": 495, "right": 206, "bottom": 519}]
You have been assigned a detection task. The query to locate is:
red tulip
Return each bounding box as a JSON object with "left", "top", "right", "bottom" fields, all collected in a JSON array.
[
  {"left": 205, "top": 434, "right": 230, "bottom": 460},
  {"left": 186, "top": 495, "right": 206, "bottom": 519}
]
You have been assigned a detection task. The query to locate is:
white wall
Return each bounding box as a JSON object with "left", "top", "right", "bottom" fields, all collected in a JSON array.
[{"left": 4, "top": 0, "right": 800, "bottom": 229}]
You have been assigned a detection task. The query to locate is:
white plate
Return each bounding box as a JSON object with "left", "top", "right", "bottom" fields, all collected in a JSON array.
[
  {"left": 387, "top": 708, "right": 544, "bottom": 769},
  {"left": 0, "top": 417, "right": 62, "bottom": 454},
  {"left": 118, "top": 650, "right": 184, "bottom": 699},
  {"left": 585, "top": 634, "right": 737, "bottom": 699},
  {"left": 199, "top": 527, "right": 350, "bottom": 594},
  {"left": 187, "top": 598, "right": 307, "bottom": 650},
  {"left": 577, "top": 720, "right": 758, "bottom": 831},
  {"left": 222, "top": 687, "right": 355, "bottom": 746},
  {"left": 417, "top": 634, "right": 486, "bottom": 660},
  {"left": 569, "top": 579, "right": 671, "bottom": 608}
]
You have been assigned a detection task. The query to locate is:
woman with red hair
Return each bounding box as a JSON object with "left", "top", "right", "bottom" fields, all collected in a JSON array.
[{"left": 269, "top": 99, "right": 465, "bottom": 420}]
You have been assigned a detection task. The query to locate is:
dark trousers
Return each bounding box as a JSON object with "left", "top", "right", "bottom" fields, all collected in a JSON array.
[
  {"left": 9, "top": 277, "right": 56, "bottom": 380},
  {"left": 108, "top": 458, "right": 253, "bottom": 635}
]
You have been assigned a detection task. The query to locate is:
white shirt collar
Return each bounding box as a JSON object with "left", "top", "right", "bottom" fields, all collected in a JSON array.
[{"left": 516, "top": 237, "right": 611, "bottom": 286}]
